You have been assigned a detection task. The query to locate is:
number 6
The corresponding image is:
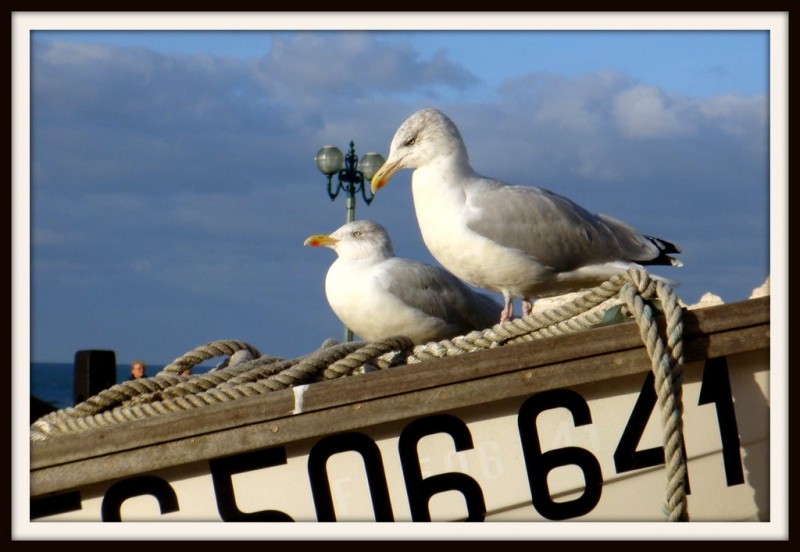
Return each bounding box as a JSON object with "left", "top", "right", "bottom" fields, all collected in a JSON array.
[{"left": 518, "top": 389, "right": 603, "bottom": 520}]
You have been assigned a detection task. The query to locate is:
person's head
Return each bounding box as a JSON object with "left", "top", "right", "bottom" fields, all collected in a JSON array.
[{"left": 130, "top": 360, "right": 146, "bottom": 379}]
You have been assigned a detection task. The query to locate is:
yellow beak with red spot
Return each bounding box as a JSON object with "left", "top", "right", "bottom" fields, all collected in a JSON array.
[
  {"left": 303, "top": 234, "right": 339, "bottom": 248},
  {"left": 370, "top": 159, "right": 402, "bottom": 194}
]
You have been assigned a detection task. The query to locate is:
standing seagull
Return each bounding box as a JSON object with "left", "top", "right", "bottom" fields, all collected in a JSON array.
[
  {"left": 304, "top": 219, "right": 502, "bottom": 345},
  {"left": 370, "top": 108, "right": 682, "bottom": 322}
]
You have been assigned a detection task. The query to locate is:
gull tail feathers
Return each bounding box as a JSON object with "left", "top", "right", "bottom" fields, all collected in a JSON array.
[{"left": 641, "top": 235, "right": 683, "bottom": 267}]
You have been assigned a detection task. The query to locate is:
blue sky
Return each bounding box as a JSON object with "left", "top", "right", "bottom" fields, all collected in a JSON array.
[{"left": 15, "top": 13, "right": 785, "bottom": 367}]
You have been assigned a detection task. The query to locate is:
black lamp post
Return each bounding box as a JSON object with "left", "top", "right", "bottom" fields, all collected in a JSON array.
[
  {"left": 315, "top": 141, "right": 385, "bottom": 342},
  {"left": 315, "top": 141, "right": 385, "bottom": 224}
]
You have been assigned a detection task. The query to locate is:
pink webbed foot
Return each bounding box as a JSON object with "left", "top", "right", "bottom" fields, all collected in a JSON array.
[
  {"left": 521, "top": 299, "right": 534, "bottom": 317},
  {"left": 500, "top": 299, "right": 514, "bottom": 323}
]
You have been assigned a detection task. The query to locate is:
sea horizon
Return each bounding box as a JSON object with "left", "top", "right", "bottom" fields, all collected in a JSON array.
[{"left": 30, "top": 361, "right": 170, "bottom": 411}]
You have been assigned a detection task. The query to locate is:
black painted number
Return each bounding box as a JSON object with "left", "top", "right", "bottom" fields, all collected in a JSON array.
[
  {"left": 308, "top": 432, "right": 394, "bottom": 521},
  {"left": 101, "top": 476, "right": 179, "bottom": 521},
  {"left": 613, "top": 371, "right": 691, "bottom": 493},
  {"left": 698, "top": 357, "right": 745, "bottom": 486},
  {"left": 398, "top": 414, "right": 487, "bottom": 521},
  {"left": 517, "top": 389, "right": 602, "bottom": 520},
  {"left": 209, "top": 447, "right": 294, "bottom": 521}
]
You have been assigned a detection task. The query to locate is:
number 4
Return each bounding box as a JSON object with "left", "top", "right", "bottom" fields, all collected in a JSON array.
[{"left": 614, "top": 357, "right": 744, "bottom": 487}]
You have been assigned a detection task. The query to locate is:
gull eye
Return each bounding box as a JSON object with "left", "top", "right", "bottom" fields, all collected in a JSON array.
[
  {"left": 405, "top": 136, "right": 416, "bottom": 147},
  {"left": 352, "top": 230, "right": 362, "bottom": 237}
]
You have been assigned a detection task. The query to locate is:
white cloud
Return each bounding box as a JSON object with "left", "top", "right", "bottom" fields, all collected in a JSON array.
[
  {"left": 612, "top": 84, "right": 691, "bottom": 138},
  {"left": 698, "top": 93, "right": 768, "bottom": 155},
  {"left": 252, "top": 32, "right": 480, "bottom": 103}
]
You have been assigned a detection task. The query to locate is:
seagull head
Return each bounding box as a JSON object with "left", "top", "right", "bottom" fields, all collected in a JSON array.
[
  {"left": 304, "top": 220, "right": 395, "bottom": 261},
  {"left": 371, "top": 108, "right": 469, "bottom": 193}
]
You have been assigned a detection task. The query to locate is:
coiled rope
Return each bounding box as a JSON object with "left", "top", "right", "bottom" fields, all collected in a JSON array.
[{"left": 30, "top": 266, "right": 687, "bottom": 520}]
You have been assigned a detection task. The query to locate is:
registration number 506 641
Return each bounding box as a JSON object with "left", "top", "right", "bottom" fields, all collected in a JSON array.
[{"left": 32, "top": 352, "right": 768, "bottom": 522}]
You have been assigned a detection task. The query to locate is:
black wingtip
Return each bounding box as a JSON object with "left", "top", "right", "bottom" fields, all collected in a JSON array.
[{"left": 641, "top": 235, "right": 682, "bottom": 267}]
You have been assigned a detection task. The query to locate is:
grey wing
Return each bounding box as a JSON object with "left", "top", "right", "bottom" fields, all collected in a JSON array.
[
  {"left": 384, "top": 259, "right": 501, "bottom": 332},
  {"left": 465, "top": 181, "right": 662, "bottom": 270}
]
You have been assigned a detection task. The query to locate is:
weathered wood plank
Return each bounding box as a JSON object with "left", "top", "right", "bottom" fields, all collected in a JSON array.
[
  {"left": 30, "top": 297, "right": 768, "bottom": 467},
  {"left": 31, "top": 297, "right": 768, "bottom": 466}
]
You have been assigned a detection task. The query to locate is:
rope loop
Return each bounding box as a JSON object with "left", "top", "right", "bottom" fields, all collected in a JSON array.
[
  {"left": 323, "top": 336, "right": 415, "bottom": 379},
  {"left": 160, "top": 339, "right": 262, "bottom": 375},
  {"left": 618, "top": 275, "right": 687, "bottom": 521}
]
